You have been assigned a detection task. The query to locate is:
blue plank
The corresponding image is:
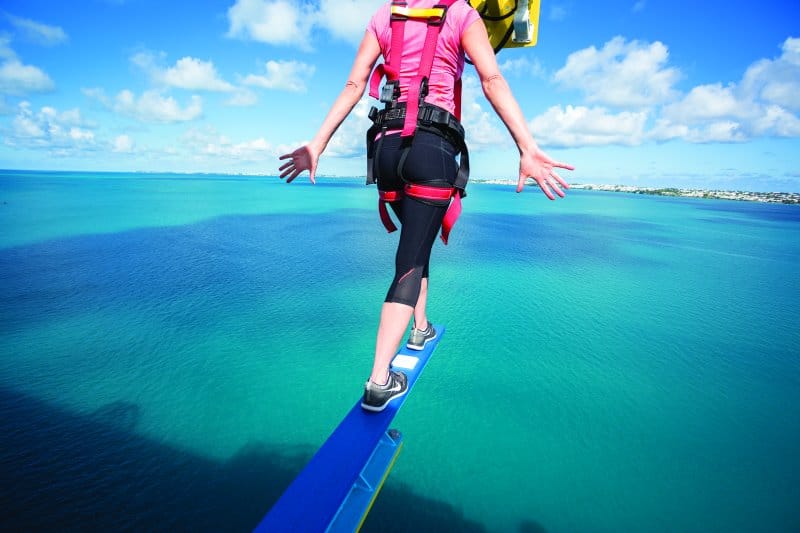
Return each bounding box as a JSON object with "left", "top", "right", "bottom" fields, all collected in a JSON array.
[
  {"left": 254, "top": 325, "right": 445, "bottom": 532},
  {"left": 328, "top": 429, "right": 403, "bottom": 531}
]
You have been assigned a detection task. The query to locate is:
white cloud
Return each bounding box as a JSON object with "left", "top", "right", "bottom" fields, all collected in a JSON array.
[
  {"left": 649, "top": 115, "right": 799, "bottom": 144},
  {"left": 0, "top": 35, "right": 14, "bottom": 59},
  {"left": 325, "top": 95, "right": 371, "bottom": 157},
  {"left": 740, "top": 37, "right": 800, "bottom": 111},
  {"left": 227, "top": 0, "right": 316, "bottom": 49},
  {"left": 529, "top": 105, "right": 648, "bottom": 147},
  {"left": 9, "top": 102, "right": 96, "bottom": 150},
  {"left": 162, "top": 57, "right": 234, "bottom": 91},
  {"left": 648, "top": 118, "right": 747, "bottom": 143},
  {"left": 113, "top": 134, "right": 134, "bottom": 153},
  {"left": 69, "top": 127, "right": 94, "bottom": 141},
  {"left": 132, "top": 52, "right": 235, "bottom": 92},
  {"left": 12, "top": 105, "right": 44, "bottom": 137},
  {"left": 6, "top": 15, "right": 68, "bottom": 46},
  {"left": 549, "top": 5, "right": 568, "bottom": 21},
  {"left": 83, "top": 86, "right": 203, "bottom": 122},
  {"left": 317, "top": 0, "right": 383, "bottom": 45},
  {"left": 226, "top": 0, "right": 383, "bottom": 48},
  {"left": 82, "top": 87, "right": 111, "bottom": 106},
  {"left": 543, "top": 34, "right": 800, "bottom": 145},
  {"left": 753, "top": 104, "right": 800, "bottom": 137},
  {"left": 660, "top": 83, "right": 753, "bottom": 124},
  {"left": 130, "top": 50, "right": 159, "bottom": 71},
  {"left": 40, "top": 105, "right": 85, "bottom": 127},
  {"left": 0, "top": 58, "right": 55, "bottom": 95},
  {"left": 243, "top": 60, "right": 315, "bottom": 92},
  {"left": 182, "top": 126, "right": 276, "bottom": 161},
  {"left": 226, "top": 88, "right": 258, "bottom": 106},
  {"left": 205, "top": 137, "right": 273, "bottom": 159},
  {"left": 460, "top": 75, "right": 506, "bottom": 148},
  {"left": 499, "top": 56, "right": 546, "bottom": 78},
  {"left": 646, "top": 37, "right": 800, "bottom": 143},
  {"left": 114, "top": 89, "right": 203, "bottom": 122},
  {"left": 554, "top": 36, "right": 681, "bottom": 108}
]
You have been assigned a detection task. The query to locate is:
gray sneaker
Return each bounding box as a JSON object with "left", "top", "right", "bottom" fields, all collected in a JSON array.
[
  {"left": 406, "top": 322, "right": 436, "bottom": 350},
  {"left": 361, "top": 370, "right": 408, "bottom": 412}
]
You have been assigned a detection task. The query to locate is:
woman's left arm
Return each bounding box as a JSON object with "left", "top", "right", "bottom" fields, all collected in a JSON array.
[{"left": 279, "top": 32, "right": 382, "bottom": 183}]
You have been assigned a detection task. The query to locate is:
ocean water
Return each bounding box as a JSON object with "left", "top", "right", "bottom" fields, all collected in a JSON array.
[{"left": 1, "top": 170, "right": 799, "bottom": 532}]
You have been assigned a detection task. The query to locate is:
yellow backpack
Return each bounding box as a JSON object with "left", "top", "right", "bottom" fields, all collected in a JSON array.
[{"left": 468, "top": 0, "right": 541, "bottom": 52}]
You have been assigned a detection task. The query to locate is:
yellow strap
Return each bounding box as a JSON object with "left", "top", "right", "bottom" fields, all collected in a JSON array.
[{"left": 390, "top": 5, "right": 446, "bottom": 19}]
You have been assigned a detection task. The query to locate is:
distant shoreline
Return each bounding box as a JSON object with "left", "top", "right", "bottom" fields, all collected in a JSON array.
[
  {"left": 567, "top": 183, "right": 800, "bottom": 205},
  {"left": 3, "top": 169, "right": 799, "bottom": 204},
  {"left": 472, "top": 178, "right": 800, "bottom": 205}
]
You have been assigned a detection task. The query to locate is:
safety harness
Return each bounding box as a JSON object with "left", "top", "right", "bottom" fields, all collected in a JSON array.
[{"left": 366, "top": 0, "right": 470, "bottom": 245}]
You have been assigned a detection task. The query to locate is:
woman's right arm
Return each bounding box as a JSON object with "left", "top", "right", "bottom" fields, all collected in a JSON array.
[
  {"left": 461, "top": 20, "right": 573, "bottom": 199},
  {"left": 279, "top": 31, "right": 381, "bottom": 184}
]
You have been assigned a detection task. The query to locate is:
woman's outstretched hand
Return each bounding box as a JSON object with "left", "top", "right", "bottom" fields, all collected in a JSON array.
[
  {"left": 518, "top": 146, "right": 574, "bottom": 200},
  {"left": 279, "top": 145, "right": 320, "bottom": 184}
]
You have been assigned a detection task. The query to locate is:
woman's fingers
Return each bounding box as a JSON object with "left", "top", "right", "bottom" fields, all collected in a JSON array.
[
  {"left": 538, "top": 178, "right": 555, "bottom": 200},
  {"left": 550, "top": 179, "right": 566, "bottom": 198},
  {"left": 553, "top": 160, "right": 575, "bottom": 171},
  {"left": 285, "top": 168, "right": 302, "bottom": 183},
  {"left": 552, "top": 171, "right": 570, "bottom": 190}
]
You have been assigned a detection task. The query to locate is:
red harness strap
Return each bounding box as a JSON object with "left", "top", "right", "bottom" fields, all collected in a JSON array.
[
  {"left": 378, "top": 189, "right": 402, "bottom": 233},
  {"left": 379, "top": 184, "right": 462, "bottom": 245}
]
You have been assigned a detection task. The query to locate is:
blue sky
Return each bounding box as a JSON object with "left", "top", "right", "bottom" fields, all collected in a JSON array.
[{"left": 1, "top": 0, "right": 799, "bottom": 191}]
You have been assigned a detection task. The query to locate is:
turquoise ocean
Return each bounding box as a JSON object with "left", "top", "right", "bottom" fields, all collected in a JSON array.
[{"left": 1, "top": 169, "right": 799, "bottom": 532}]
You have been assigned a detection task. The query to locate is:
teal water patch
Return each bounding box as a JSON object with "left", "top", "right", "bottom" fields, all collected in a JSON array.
[
  {"left": 1, "top": 172, "right": 799, "bottom": 531},
  {"left": 0, "top": 170, "right": 371, "bottom": 249}
]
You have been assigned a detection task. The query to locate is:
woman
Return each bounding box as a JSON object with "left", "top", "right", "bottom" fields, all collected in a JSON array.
[{"left": 279, "top": 0, "right": 573, "bottom": 412}]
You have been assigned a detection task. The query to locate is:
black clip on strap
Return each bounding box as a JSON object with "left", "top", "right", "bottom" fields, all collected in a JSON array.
[{"left": 380, "top": 80, "right": 399, "bottom": 104}]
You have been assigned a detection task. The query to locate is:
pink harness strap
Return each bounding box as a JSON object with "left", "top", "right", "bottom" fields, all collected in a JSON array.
[
  {"left": 401, "top": 8, "right": 446, "bottom": 136},
  {"left": 368, "top": 2, "right": 407, "bottom": 101},
  {"left": 379, "top": 183, "right": 462, "bottom": 245}
]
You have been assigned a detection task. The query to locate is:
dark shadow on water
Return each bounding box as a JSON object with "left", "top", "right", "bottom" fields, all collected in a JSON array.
[
  {"left": 518, "top": 520, "right": 548, "bottom": 533},
  {"left": 363, "top": 480, "right": 486, "bottom": 533},
  {"left": 0, "top": 386, "right": 501, "bottom": 532},
  {"left": 90, "top": 401, "right": 140, "bottom": 433}
]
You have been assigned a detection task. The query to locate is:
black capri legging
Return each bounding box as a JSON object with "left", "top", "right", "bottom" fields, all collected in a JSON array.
[{"left": 374, "top": 129, "right": 459, "bottom": 307}]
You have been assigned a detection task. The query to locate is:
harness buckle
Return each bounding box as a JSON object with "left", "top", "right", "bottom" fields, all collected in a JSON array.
[
  {"left": 390, "top": 0, "right": 408, "bottom": 21},
  {"left": 380, "top": 80, "right": 400, "bottom": 104},
  {"left": 418, "top": 77, "right": 429, "bottom": 107},
  {"left": 428, "top": 4, "right": 449, "bottom": 26},
  {"left": 417, "top": 105, "right": 432, "bottom": 126}
]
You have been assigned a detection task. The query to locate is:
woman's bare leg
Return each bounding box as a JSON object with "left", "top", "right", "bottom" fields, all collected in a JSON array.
[
  {"left": 370, "top": 302, "right": 414, "bottom": 385},
  {"left": 413, "top": 277, "right": 429, "bottom": 331}
]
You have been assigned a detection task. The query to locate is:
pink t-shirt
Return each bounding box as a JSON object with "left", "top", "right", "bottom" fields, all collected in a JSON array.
[{"left": 367, "top": 0, "right": 481, "bottom": 115}]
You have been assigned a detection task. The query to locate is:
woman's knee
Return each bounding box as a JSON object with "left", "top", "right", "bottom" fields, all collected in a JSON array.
[{"left": 385, "top": 265, "right": 424, "bottom": 306}]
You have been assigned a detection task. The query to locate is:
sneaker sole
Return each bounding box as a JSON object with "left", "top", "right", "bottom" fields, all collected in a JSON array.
[
  {"left": 360, "top": 388, "right": 408, "bottom": 412},
  {"left": 406, "top": 333, "right": 436, "bottom": 351}
]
